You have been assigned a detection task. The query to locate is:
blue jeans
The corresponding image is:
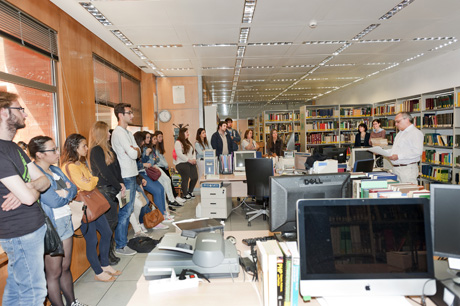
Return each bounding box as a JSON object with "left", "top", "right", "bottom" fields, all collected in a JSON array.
[
  {"left": 115, "top": 176, "right": 136, "bottom": 249},
  {"left": 0, "top": 224, "right": 47, "bottom": 306},
  {"left": 80, "top": 214, "right": 111, "bottom": 275},
  {"left": 139, "top": 172, "right": 166, "bottom": 214}
]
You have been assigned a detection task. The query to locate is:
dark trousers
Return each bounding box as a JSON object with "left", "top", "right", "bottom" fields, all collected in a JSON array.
[
  {"left": 97, "top": 185, "right": 119, "bottom": 231},
  {"left": 159, "top": 166, "right": 177, "bottom": 197},
  {"left": 175, "top": 162, "right": 198, "bottom": 196},
  {"left": 80, "top": 214, "right": 111, "bottom": 275}
]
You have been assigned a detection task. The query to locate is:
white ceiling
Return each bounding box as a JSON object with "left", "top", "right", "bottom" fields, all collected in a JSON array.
[{"left": 51, "top": 0, "right": 460, "bottom": 118}]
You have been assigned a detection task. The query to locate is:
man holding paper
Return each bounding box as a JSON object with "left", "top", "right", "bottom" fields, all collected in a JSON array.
[{"left": 387, "top": 112, "right": 423, "bottom": 184}]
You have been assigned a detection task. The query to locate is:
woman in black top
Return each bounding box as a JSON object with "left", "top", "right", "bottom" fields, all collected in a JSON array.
[
  {"left": 354, "top": 123, "right": 371, "bottom": 147},
  {"left": 267, "top": 129, "right": 283, "bottom": 156},
  {"left": 88, "top": 121, "right": 126, "bottom": 265}
]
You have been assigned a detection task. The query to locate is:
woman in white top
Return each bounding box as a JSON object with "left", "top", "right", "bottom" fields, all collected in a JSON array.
[
  {"left": 241, "top": 129, "right": 259, "bottom": 151},
  {"left": 194, "top": 128, "right": 212, "bottom": 159},
  {"left": 173, "top": 127, "right": 198, "bottom": 200}
]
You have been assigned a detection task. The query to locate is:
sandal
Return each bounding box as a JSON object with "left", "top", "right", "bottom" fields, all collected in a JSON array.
[{"left": 94, "top": 271, "right": 116, "bottom": 282}]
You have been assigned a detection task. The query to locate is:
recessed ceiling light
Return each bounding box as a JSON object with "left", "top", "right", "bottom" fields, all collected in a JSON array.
[
  {"left": 272, "top": 79, "right": 297, "bottom": 82},
  {"left": 240, "top": 79, "right": 265, "bottom": 82},
  {"left": 364, "top": 62, "right": 396, "bottom": 65},
  {"left": 402, "top": 53, "right": 424, "bottom": 62},
  {"left": 357, "top": 39, "right": 401, "bottom": 43},
  {"left": 303, "top": 40, "right": 347, "bottom": 45},
  {"left": 428, "top": 39, "right": 458, "bottom": 51},
  {"left": 160, "top": 68, "right": 193, "bottom": 71},
  {"left": 248, "top": 42, "right": 292, "bottom": 46},
  {"left": 303, "top": 78, "right": 328, "bottom": 81},
  {"left": 110, "top": 30, "right": 133, "bottom": 46},
  {"left": 336, "top": 77, "right": 360, "bottom": 80},
  {"left": 202, "top": 67, "right": 234, "bottom": 70},
  {"left": 332, "top": 43, "right": 352, "bottom": 55},
  {"left": 282, "top": 64, "right": 315, "bottom": 68},
  {"left": 291, "top": 87, "right": 311, "bottom": 90},
  {"left": 193, "top": 43, "right": 237, "bottom": 47},
  {"left": 237, "top": 46, "right": 246, "bottom": 58},
  {"left": 413, "top": 37, "right": 455, "bottom": 41},
  {"left": 351, "top": 24, "right": 380, "bottom": 41},
  {"left": 318, "top": 56, "right": 334, "bottom": 66},
  {"left": 80, "top": 3, "right": 112, "bottom": 26},
  {"left": 239, "top": 28, "right": 250, "bottom": 44},
  {"left": 379, "top": 0, "right": 415, "bottom": 20},
  {"left": 131, "top": 48, "right": 147, "bottom": 60},
  {"left": 210, "top": 81, "right": 232, "bottom": 83},
  {"left": 242, "top": 0, "right": 257, "bottom": 23},
  {"left": 323, "top": 64, "right": 355, "bottom": 67},
  {"left": 242, "top": 66, "right": 274, "bottom": 69},
  {"left": 138, "top": 44, "right": 182, "bottom": 48}
]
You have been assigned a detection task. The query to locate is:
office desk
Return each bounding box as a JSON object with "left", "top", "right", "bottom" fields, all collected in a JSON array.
[{"left": 201, "top": 174, "right": 248, "bottom": 198}]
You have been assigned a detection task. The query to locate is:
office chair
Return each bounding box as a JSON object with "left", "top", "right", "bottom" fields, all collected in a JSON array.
[{"left": 244, "top": 158, "right": 273, "bottom": 226}]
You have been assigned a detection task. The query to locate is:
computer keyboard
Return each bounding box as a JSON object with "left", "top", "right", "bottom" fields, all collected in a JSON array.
[{"left": 242, "top": 236, "right": 276, "bottom": 247}]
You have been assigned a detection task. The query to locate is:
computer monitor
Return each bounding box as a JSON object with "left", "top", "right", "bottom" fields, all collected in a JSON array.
[
  {"left": 323, "top": 147, "right": 347, "bottom": 163},
  {"left": 286, "top": 132, "right": 296, "bottom": 151},
  {"left": 233, "top": 151, "right": 257, "bottom": 172},
  {"left": 269, "top": 173, "right": 351, "bottom": 237},
  {"left": 430, "top": 184, "right": 460, "bottom": 281},
  {"left": 353, "top": 158, "right": 374, "bottom": 172},
  {"left": 350, "top": 148, "right": 374, "bottom": 167},
  {"left": 297, "top": 198, "right": 436, "bottom": 300}
]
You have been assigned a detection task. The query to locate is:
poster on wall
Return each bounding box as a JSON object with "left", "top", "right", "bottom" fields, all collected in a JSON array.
[{"left": 172, "top": 85, "right": 185, "bottom": 104}]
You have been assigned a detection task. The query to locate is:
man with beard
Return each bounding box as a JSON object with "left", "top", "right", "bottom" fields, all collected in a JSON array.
[{"left": 0, "top": 91, "right": 51, "bottom": 305}]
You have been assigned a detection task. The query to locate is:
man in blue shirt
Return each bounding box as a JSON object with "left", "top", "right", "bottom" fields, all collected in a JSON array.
[{"left": 225, "top": 118, "right": 241, "bottom": 151}]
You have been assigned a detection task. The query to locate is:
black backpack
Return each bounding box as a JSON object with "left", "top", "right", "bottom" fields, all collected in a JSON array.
[{"left": 127, "top": 237, "right": 159, "bottom": 253}]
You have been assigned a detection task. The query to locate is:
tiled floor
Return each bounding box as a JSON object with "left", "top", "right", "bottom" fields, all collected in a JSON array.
[{"left": 73, "top": 193, "right": 269, "bottom": 306}]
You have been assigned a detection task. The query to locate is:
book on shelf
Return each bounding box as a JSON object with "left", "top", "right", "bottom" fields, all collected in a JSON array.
[
  {"left": 425, "top": 94, "right": 454, "bottom": 110},
  {"left": 373, "top": 104, "right": 395, "bottom": 116},
  {"left": 278, "top": 242, "right": 292, "bottom": 306},
  {"left": 285, "top": 242, "right": 300, "bottom": 306},
  {"left": 256, "top": 241, "right": 270, "bottom": 306},
  {"left": 422, "top": 113, "right": 453, "bottom": 128},
  {"left": 422, "top": 150, "right": 452, "bottom": 165},
  {"left": 398, "top": 99, "right": 420, "bottom": 112},
  {"left": 424, "top": 133, "right": 453, "bottom": 147},
  {"left": 340, "top": 106, "right": 372, "bottom": 117},
  {"left": 257, "top": 240, "right": 284, "bottom": 306}
]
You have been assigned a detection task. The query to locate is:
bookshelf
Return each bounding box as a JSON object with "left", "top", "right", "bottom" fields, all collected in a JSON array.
[
  {"left": 339, "top": 104, "right": 373, "bottom": 148},
  {"left": 299, "top": 105, "right": 340, "bottom": 152},
  {"left": 263, "top": 110, "right": 299, "bottom": 150}
]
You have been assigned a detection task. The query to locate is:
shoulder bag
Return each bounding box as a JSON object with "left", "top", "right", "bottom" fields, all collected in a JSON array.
[
  {"left": 145, "top": 166, "right": 161, "bottom": 181},
  {"left": 143, "top": 202, "right": 164, "bottom": 229},
  {"left": 65, "top": 163, "right": 110, "bottom": 223}
]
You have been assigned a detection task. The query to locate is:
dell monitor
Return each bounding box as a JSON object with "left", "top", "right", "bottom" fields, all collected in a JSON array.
[
  {"left": 233, "top": 151, "right": 257, "bottom": 172},
  {"left": 323, "top": 147, "right": 347, "bottom": 163},
  {"left": 269, "top": 173, "right": 352, "bottom": 237},
  {"left": 430, "top": 184, "right": 460, "bottom": 283},
  {"left": 297, "top": 198, "right": 436, "bottom": 303}
]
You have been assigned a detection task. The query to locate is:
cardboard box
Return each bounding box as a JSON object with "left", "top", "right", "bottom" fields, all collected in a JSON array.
[{"left": 386, "top": 251, "right": 427, "bottom": 271}]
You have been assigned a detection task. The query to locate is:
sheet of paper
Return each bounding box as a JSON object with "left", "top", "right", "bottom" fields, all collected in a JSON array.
[{"left": 367, "top": 146, "right": 391, "bottom": 157}]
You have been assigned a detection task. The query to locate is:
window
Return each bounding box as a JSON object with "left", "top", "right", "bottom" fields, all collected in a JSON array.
[{"left": 93, "top": 55, "right": 142, "bottom": 126}]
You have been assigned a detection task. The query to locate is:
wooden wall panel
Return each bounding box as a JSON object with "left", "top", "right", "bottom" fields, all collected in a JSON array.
[
  {"left": 157, "top": 77, "right": 200, "bottom": 166},
  {"left": 141, "top": 72, "right": 156, "bottom": 131}
]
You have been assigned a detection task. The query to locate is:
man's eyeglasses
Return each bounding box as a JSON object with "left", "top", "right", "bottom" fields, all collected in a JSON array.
[
  {"left": 8, "top": 107, "right": 25, "bottom": 113},
  {"left": 40, "top": 147, "right": 59, "bottom": 153},
  {"left": 124, "top": 111, "right": 134, "bottom": 115}
]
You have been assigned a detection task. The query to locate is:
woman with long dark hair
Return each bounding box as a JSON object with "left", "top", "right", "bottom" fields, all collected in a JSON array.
[
  {"left": 88, "top": 121, "right": 125, "bottom": 265},
  {"left": 194, "top": 128, "right": 212, "bottom": 159},
  {"left": 266, "top": 129, "right": 283, "bottom": 156},
  {"left": 61, "top": 134, "right": 120, "bottom": 282},
  {"left": 173, "top": 127, "right": 198, "bottom": 200},
  {"left": 29, "top": 136, "right": 85, "bottom": 306}
]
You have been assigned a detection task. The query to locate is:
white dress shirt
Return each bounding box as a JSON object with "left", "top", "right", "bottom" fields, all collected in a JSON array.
[
  {"left": 389, "top": 124, "right": 423, "bottom": 165},
  {"left": 111, "top": 126, "right": 139, "bottom": 178}
]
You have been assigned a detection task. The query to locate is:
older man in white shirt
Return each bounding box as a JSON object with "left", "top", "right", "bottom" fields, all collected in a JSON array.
[{"left": 388, "top": 112, "right": 423, "bottom": 184}]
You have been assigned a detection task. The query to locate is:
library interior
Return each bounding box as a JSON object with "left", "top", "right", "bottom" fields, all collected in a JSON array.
[{"left": 1, "top": 0, "right": 460, "bottom": 305}]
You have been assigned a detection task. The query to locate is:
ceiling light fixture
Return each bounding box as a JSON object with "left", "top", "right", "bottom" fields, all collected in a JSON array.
[
  {"left": 240, "top": 79, "right": 265, "bottom": 82},
  {"left": 357, "top": 39, "right": 401, "bottom": 43},
  {"left": 318, "top": 56, "right": 334, "bottom": 66},
  {"left": 237, "top": 46, "right": 246, "bottom": 57},
  {"left": 110, "top": 30, "right": 133, "bottom": 46},
  {"left": 145, "top": 61, "right": 157, "bottom": 70},
  {"left": 303, "top": 40, "right": 347, "bottom": 45},
  {"left": 351, "top": 24, "right": 380, "bottom": 41},
  {"left": 138, "top": 44, "right": 182, "bottom": 48},
  {"left": 193, "top": 43, "right": 237, "bottom": 47},
  {"left": 428, "top": 39, "right": 458, "bottom": 51},
  {"left": 282, "top": 64, "right": 315, "bottom": 68},
  {"left": 323, "top": 64, "right": 355, "bottom": 67},
  {"left": 242, "top": 0, "right": 257, "bottom": 23},
  {"left": 332, "top": 43, "right": 352, "bottom": 55},
  {"left": 239, "top": 28, "right": 250, "bottom": 44},
  {"left": 80, "top": 3, "right": 112, "bottom": 26},
  {"left": 131, "top": 48, "right": 147, "bottom": 60},
  {"left": 242, "top": 66, "right": 274, "bottom": 69},
  {"left": 413, "top": 37, "right": 455, "bottom": 41},
  {"left": 364, "top": 62, "right": 396, "bottom": 65},
  {"left": 202, "top": 67, "right": 234, "bottom": 70},
  {"left": 272, "top": 79, "right": 297, "bottom": 82},
  {"left": 379, "top": 0, "right": 415, "bottom": 20},
  {"left": 248, "top": 42, "right": 292, "bottom": 46},
  {"left": 161, "top": 68, "right": 193, "bottom": 71},
  {"left": 402, "top": 53, "right": 424, "bottom": 62},
  {"left": 336, "top": 77, "right": 360, "bottom": 79}
]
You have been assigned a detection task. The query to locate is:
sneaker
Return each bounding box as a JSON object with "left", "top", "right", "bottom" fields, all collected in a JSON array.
[
  {"left": 140, "top": 223, "right": 148, "bottom": 233},
  {"left": 71, "top": 299, "right": 87, "bottom": 306},
  {"left": 185, "top": 194, "right": 192, "bottom": 200},
  {"left": 175, "top": 196, "right": 186, "bottom": 203},
  {"left": 134, "top": 231, "right": 149, "bottom": 238},
  {"left": 153, "top": 223, "right": 169, "bottom": 230},
  {"left": 115, "top": 246, "right": 137, "bottom": 256},
  {"left": 188, "top": 192, "right": 195, "bottom": 199},
  {"left": 168, "top": 205, "right": 176, "bottom": 212},
  {"left": 164, "top": 213, "right": 175, "bottom": 222},
  {"left": 169, "top": 201, "right": 184, "bottom": 207}
]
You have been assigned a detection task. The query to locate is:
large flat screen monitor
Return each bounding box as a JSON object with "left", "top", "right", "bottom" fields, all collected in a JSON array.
[
  {"left": 233, "top": 151, "right": 257, "bottom": 172},
  {"left": 297, "top": 198, "right": 436, "bottom": 299},
  {"left": 322, "top": 147, "right": 347, "bottom": 163},
  {"left": 269, "top": 173, "right": 352, "bottom": 236},
  {"left": 430, "top": 184, "right": 460, "bottom": 281}
]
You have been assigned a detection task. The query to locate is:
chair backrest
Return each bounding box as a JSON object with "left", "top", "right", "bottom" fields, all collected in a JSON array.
[{"left": 245, "top": 158, "right": 273, "bottom": 198}]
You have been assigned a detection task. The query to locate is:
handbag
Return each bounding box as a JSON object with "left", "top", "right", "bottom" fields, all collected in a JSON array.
[
  {"left": 146, "top": 166, "right": 161, "bottom": 181},
  {"left": 65, "top": 163, "right": 111, "bottom": 223},
  {"left": 69, "top": 200, "right": 84, "bottom": 230},
  {"left": 143, "top": 202, "right": 164, "bottom": 229}
]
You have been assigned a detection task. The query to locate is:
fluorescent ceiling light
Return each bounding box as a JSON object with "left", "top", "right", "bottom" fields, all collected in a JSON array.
[
  {"left": 242, "top": 66, "right": 274, "bottom": 69},
  {"left": 239, "top": 28, "right": 250, "bottom": 44},
  {"left": 131, "top": 48, "right": 147, "bottom": 60},
  {"left": 237, "top": 46, "right": 246, "bottom": 58},
  {"left": 193, "top": 43, "right": 237, "bottom": 47},
  {"left": 323, "top": 64, "right": 355, "bottom": 67},
  {"left": 303, "top": 40, "right": 347, "bottom": 45},
  {"left": 80, "top": 3, "right": 112, "bottom": 26},
  {"left": 240, "top": 79, "right": 265, "bottom": 82},
  {"left": 248, "top": 42, "right": 292, "bottom": 46},
  {"left": 138, "top": 44, "right": 182, "bottom": 48},
  {"left": 413, "top": 37, "right": 455, "bottom": 41},
  {"left": 351, "top": 24, "right": 380, "bottom": 41},
  {"left": 336, "top": 77, "right": 360, "bottom": 79},
  {"left": 242, "top": 0, "right": 257, "bottom": 23},
  {"left": 332, "top": 43, "right": 352, "bottom": 55},
  {"left": 379, "top": 0, "right": 415, "bottom": 20},
  {"left": 318, "top": 56, "right": 334, "bottom": 66},
  {"left": 364, "top": 62, "right": 395, "bottom": 65},
  {"left": 272, "top": 79, "right": 297, "bottom": 82},
  {"left": 110, "top": 30, "right": 133, "bottom": 46},
  {"left": 428, "top": 39, "right": 458, "bottom": 51},
  {"left": 402, "top": 53, "right": 424, "bottom": 62},
  {"left": 357, "top": 39, "right": 401, "bottom": 43},
  {"left": 161, "top": 68, "right": 193, "bottom": 71},
  {"left": 282, "top": 64, "right": 315, "bottom": 68},
  {"left": 202, "top": 67, "right": 234, "bottom": 70}
]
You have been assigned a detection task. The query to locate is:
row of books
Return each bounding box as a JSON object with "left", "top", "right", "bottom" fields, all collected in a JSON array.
[
  {"left": 397, "top": 99, "right": 420, "bottom": 113},
  {"left": 306, "top": 121, "right": 338, "bottom": 131},
  {"left": 422, "top": 150, "right": 452, "bottom": 165},
  {"left": 305, "top": 108, "right": 338, "bottom": 118},
  {"left": 422, "top": 113, "right": 453, "bottom": 128},
  {"left": 257, "top": 240, "right": 300, "bottom": 306},
  {"left": 425, "top": 94, "right": 454, "bottom": 110},
  {"left": 456, "top": 155, "right": 460, "bottom": 167},
  {"left": 266, "top": 112, "right": 296, "bottom": 121},
  {"left": 340, "top": 107, "right": 372, "bottom": 117},
  {"left": 379, "top": 118, "right": 395, "bottom": 128},
  {"left": 374, "top": 104, "right": 395, "bottom": 116},
  {"left": 420, "top": 165, "right": 451, "bottom": 182},
  {"left": 265, "top": 123, "right": 293, "bottom": 133},
  {"left": 456, "top": 135, "right": 460, "bottom": 147},
  {"left": 340, "top": 118, "right": 371, "bottom": 130},
  {"left": 306, "top": 133, "right": 339, "bottom": 144},
  {"left": 424, "top": 133, "right": 453, "bottom": 147}
]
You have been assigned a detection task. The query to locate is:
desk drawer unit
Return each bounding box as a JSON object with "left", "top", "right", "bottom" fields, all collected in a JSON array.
[{"left": 201, "top": 183, "right": 232, "bottom": 219}]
